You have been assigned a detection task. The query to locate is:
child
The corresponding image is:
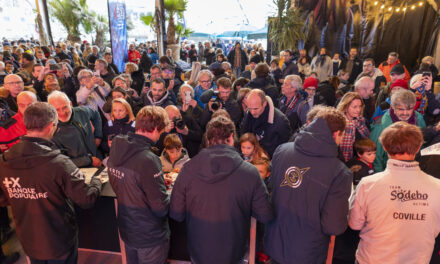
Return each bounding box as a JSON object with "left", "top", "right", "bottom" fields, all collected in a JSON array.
[
  {"left": 240, "top": 133, "right": 268, "bottom": 163},
  {"left": 252, "top": 158, "right": 271, "bottom": 183},
  {"left": 346, "top": 139, "right": 377, "bottom": 186},
  {"left": 160, "top": 133, "right": 190, "bottom": 173}
]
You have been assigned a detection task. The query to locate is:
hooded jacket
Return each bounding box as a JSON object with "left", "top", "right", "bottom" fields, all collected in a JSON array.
[
  {"left": 265, "top": 118, "right": 353, "bottom": 264},
  {"left": 142, "top": 90, "right": 174, "bottom": 109},
  {"left": 0, "top": 137, "right": 101, "bottom": 260},
  {"left": 107, "top": 132, "right": 170, "bottom": 248},
  {"left": 160, "top": 148, "right": 190, "bottom": 173},
  {"left": 170, "top": 144, "right": 273, "bottom": 264}
]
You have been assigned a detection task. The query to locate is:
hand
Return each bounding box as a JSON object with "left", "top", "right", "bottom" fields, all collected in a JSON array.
[
  {"left": 167, "top": 79, "right": 174, "bottom": 91},
  {"left": 189, "top": 99, "right": 197, "bottom": 108},
  {"left": 91, "top": 157, "right": 102, "bottom": 167},
  {"left": 176, "top": 125, "right": 189, "bottom": 136},
  {"left": 165, "top": 121, "right": 174, "bottom": 133},
  {"left": 94, "top": 138, "right": 101, "bottom": 147},
  {"left": 94, "top": 76, "right": 105, "bottom": 87},
  {"left": 142, "top": 86, "right": 149, "bottom": 95}
]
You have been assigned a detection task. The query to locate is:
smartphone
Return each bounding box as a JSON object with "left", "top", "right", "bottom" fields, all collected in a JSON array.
[
  {"left": 185, "top": 91, "right": 191, "bottom": 104},
  {"left": 49, "top": 64, "right": 61, "bottom": 71}
]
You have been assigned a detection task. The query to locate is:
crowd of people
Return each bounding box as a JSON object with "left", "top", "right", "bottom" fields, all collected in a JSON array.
[{"left": 1, "top": 36, "right": 440, "bottom": 264}]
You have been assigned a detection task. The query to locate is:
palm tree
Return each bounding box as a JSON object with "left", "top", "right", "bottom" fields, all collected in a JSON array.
[{"left": 91, "top": 13, "right": 109, "bottom": 49}]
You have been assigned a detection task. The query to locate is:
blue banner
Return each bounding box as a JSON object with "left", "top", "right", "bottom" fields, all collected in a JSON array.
[{"left": 108, "top": 0, "right": 127, "bottom": 73}]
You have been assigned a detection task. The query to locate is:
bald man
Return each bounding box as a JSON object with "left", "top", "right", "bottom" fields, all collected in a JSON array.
[
  {"left": 3, "top": 74, "right": 25, "bottom": 112},
  {"left": 0, "top": 91, "right": 37, "bottom": 151},
  {"left": 354, "top": 76, "right": 375, "bottom": 121}
]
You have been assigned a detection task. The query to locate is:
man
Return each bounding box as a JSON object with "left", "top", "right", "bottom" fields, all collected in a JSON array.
[
  {"left": 0, "top": 91, "right": 37, "bottom": 151},
  {"left": 161, "top": 64, "right": 181, "bottom": 103},
  {"left": 239, "top": 56, "right": 259, "bottom": 80},
  {"left": 128, "top": 44, "right": 140, "bottom": 64},
  {"left": 297, "top": 77, "right": 327, "bottom": 124},
  {"left": 3, "top": 74, "right": 24, "bottom": 113},
  {"left": 378, "top": 52, "right": 410, "bottom": 83},
  {"left": 95, "top": 59, "right": 116, "bottom": 88},
  {"left": 170, "top": 116, "right": 273, "bottom": 264},
  {"left": 108, "top": 106, "right": 170, "bottom": 264},
  {"left": 199, "top": 77, "right": 242, "bottom": 129},
  {"left": 339, "top": 47, "right": 363, "bottom": 84},
  {"left": 227, "top": 42, "right": 248, "bottom": 77},
  {"left": 55, "top": 45, "right": 72, "bottom": 65},
  {"left": 355, "top": 58, "right": 387, "bottom": 94},
  {"left": 48, "top": 91, "right": 103, "bottom": 168},
  {"left": 247, "top": 63, "right": 280, "bottom": 107},
  {"left": 376, "top": 64, "right": 408, "bottom": 108},
  {"left": 142, "top": 78, "right": 174, "bottom": 108},
  {"left": 279, "top": 75, "right": 305, "bottom": 132},
  {"left": 370, "top": 89, "right": 426, "bottom": 172},
  {"left": 311, "top": 47, "right": 333, "bottom": 82},
  {"left": 19, "top": 52, "right": 35, "bottom": 80},
  {"left": 0, "top": 102, "right": 102, "bottom": 263},
  {"left": 104, "top": 52, "right": 119, "bottom": 75},
  {"left": 350, "top": 122, "right": 440, "bottom": 264},
  {"left": 241, "top": 89, "right": 291, "bottom": 157},
  {"left": 280, "top": 49, "right": 299, "bottom": 83},
  {"left": 203, "top": 42, "right": 215, "bottom": 65},
  {"left": 354, "top": 76, "right": 376, "bottom": 122},
  {"left": 265, "top": 108, "right": 353, "bottom": 264},
  {"left": 76, "top": 69, "right": 111, "bottom": 119}
]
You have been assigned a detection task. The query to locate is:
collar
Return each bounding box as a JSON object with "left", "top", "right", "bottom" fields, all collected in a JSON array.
[{"left": 386, "top": 159, "right": 420, "bottom": 172}]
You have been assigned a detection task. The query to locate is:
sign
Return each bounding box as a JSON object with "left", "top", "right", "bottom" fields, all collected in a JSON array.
[{"left": 108, "top": 0, "right": 128, "bottom": 73}]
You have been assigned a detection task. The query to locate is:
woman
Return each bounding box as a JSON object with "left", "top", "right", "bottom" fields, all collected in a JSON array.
[
  {"left": 178, "top": 84, "right": 203, "bottom": 121},
  {"left": 193, "top": 70, "right": 216, "bottom": 109},
  {"left": 102, "top": 98, "right": 136, "bottom": 154},
  {"left": 336, "top": 92, "right": 370, "bottom": 162},
  {"left": 125, "top": 62, "right": 144, "bottom": 95}
]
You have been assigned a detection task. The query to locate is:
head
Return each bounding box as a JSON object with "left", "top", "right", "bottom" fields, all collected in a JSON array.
[
  {"left": 314, "top": 108, "right": 347, "bottom": 145},
  {"left": 135, "top": 105, "right": 169, "bottom": 142},
  {"left": 164, "top": 105, "right": 182, "bottom": 126},
  {"left": 362, "top": 58, "right": 375, "bottom": 74},
  {"left": 380, "top": 121, "right": 423, "bottom": 160},
  {"left": 47, "top": 91, "right": 72, "bottom": 122},
  {"left": 254, "top": 63, "right": 270, "bottom": 79},
  {"left": 421, "top": 56, "right": 434, "bottom": 66},
  {"left": 21, "top": 52, "right": 34, "bottom": 66},
  {"left": 390, "top": 89, "right": 416, "bottom": 121},
  {"left": 32, "top": 63, "right": 44, "bottom": 78},
  {"left": 94, "top": 59, "right": 108, "bottom": 73},
  {"left": 283, "top": 49, "right": 293, "bottom": 62},
  {"left": 17, "top": 91, "right": 37, "bottom": 115},
  {"left": 299, "top": 49, "right": 306, "bottom": 58},
  {"left": 111, "top": 98, "right": 134, "bottom": 121},
  {"left": 43, "top": 73, "right": 60, "bottom": 92},
  {"left": 332, "top": 53, "right": 340, "bottom": 60},
  {"left": 161, "top": 65, "right": 175, "bottom": 80},
  {"left": 349, "top": 48, "right": 357, "bottom": 58},
  {"left": 282, "top": 75, "right": 302, "bottom": 98},
  {"left": 387, "top": 52, "right": 398, "bottom": 65},
  {"left": 104, "top": 52, "right": 113, "bottom": 64},
  {"left": 390, "top": 64, "right": 406, "bottom": 82},
  {"left": 337, "top": 69, "right": 349, "bottom": 81},
  {"left": 5, "top": 61, "right": 14, "bottom": 73},
  {"left": 111, "top": 87, "right": 127, "bottom": 99},
  {"left": 4, "top": 74, "right": 24, "bottom": 97},
  {"left": 129, "top": 43, "right": 135, "bottom": 51},
  {"left": 306, "top": 105, "right": 331, "bottom": 125},
  {"left": 303, "top": 77, "right": 318, "bottom": 98},
  {"left": 166, "top": 48, "right": 172, "bottom": 57},
  {"left": 164, "top": 133, "right": 183, "bottom": 162},
  {"left": 125, "top": 62, "right": 138, "bottom": 74},
  {"left": 158, "top": 56, "right": 171, "bottom": 68},
  {"left": 252, "top": 158, "right": 271, "bottom": 180},
  {"left": 246, "top": 89, "right": 267, "bottom": 118},
  {"left": 354, "top": 76, "right": 375, "bottom": 99},
  {"left": 197, "top": 70, "right": 213, "bottom": 90},
  {"left": 206, "top": 116, "right": 236, "bottom": 147},
  {"left": 150, "top": 65, "right": 162, "bottom": 80},
  {"left": 24, "top": 102, "right": 58, "bottom": 140},
  {"left": 320, "top": 48, "right": 327, "bottom": 55},
  {"left": 77, "top": 69, "right": 93, "bottom": 86},
  {"left": 240, "top": 132, "right": 259, "bottom": 158},
  {"left": 354, "top": 139, "right": 377, "bottom": 164},
  {"left": 337, "top": 92, "right": 364, "bottom": 120},
  {"left": 112, "top": 76, "right": 129, "bottom": 90},
  {"left": 179, "top": 84, "right": 194, "bottom": 102},
  {"left": 150, "top": 78, "right": 166, "bottom": 101},
  {"left": 217, "top": 77, "right": 232, "bottom": 102},
  {"left": 92, "top": 45, "right": 99, "bottom": 55},
  {"left": 235, "top": 42, "right": 241, "bottom": 50}
]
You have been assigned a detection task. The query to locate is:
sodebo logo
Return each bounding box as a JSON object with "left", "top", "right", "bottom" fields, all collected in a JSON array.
[{"left": 390, "top": 189, "right": 428, "bottom": 202}]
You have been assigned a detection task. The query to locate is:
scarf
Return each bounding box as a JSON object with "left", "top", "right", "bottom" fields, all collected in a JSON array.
[
  {"left": 316, "top": 54, "right": 327, "bottom": 67},
  {"left": 389, "top": 107, "right": 417, "bottom": 125},
  {"left": 340, "top": 116, "right": 370, "bottom": 162}
]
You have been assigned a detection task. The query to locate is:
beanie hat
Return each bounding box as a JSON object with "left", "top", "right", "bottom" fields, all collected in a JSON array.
[
  {"left": 390, "top": 79, "right": 408, "bottom": 91},
  {"left": 390, "top": 64, "right": 405, "bottom": 75},
  {"left": 303, "top": 77, "right": 318, "bottom": 89}
]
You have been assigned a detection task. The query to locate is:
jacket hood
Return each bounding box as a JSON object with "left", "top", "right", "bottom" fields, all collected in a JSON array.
[
  {"left": 1, "top": 137, "right": 61, "bottom": 169},
  {"left": 294, "top": 118, "right": 338, "bottom": 158},
  {"left": 146, "top": 90, "right": 170, "bottom": 106},
  {"left": 186, "top": 144, "right": 243, "bottom": 184},
  {"left": 108, "top": 132, "right": 154, "bottom": 166}
]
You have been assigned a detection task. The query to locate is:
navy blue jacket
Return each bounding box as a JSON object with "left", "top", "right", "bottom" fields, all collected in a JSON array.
[{"left": 265, "top": 118, "right": 352, "bottom": 264}]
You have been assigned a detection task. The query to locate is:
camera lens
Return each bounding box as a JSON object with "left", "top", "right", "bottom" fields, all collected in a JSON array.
[{"left": 211, "top": 102, "right": 220, "bottom": 111}]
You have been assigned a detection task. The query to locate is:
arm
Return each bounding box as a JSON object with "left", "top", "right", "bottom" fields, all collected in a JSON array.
[
  {"left": 169, "top": 166, "right": 187, "bottom": 222},
  {"left": 85, "top": 107, "right": 103, "bottom": 139},
  {"left": 348, "top": 182, "right": 367, "bottom": 230}
]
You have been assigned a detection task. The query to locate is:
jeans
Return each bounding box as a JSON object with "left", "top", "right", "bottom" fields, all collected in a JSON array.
[{"left": 125, "top": 239, "right": 169, "bottom": 264}]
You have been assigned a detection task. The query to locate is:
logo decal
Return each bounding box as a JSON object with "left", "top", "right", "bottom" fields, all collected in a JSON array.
[{"left": 280, "top": 167, "right": 310, "bottom": 188}]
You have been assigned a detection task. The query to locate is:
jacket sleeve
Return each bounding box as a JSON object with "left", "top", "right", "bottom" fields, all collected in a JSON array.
[
  {"left": 250, "top": 168, "right": 274, "bottom": 223},
  {"left": 169, "top": 166, "right": 187, "bottom": 222},
  {"left": 320, "top": 166, "right": 353, "bottom": 236},
  {"left": 59, "top": 157, "right": 102, "bottom": 209},
  {"left": 370, "top": 124, "right": 387, "bottom": 172},
  {"left": 85, "top": 107, "right": 103, "bottom": 139},
  {"left": 348, "top": 181, "right": 367, "bottom": 230},
  {"left": 62, "top": 77, "right": 77, "bottom": 104}
]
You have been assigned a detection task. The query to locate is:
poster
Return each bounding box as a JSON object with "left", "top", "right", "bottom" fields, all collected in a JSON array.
[{"left": 108, "top": 0, "right": 127, "bottom": 73}]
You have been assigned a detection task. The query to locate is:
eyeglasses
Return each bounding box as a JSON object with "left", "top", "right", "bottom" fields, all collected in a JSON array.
[
  {"left": 200, "top": 80, "right": 210, "bottom": 84},
  {"left": 5, "top": 81, "right": 23, "bottom": 86}
]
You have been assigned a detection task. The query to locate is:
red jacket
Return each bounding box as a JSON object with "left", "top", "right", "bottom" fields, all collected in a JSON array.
[
  {"left": 128, "top": 49, "right": 141, "bottom": 63},
  {"left": 0, "top": 112, "right": 26, "bottom": 152}
]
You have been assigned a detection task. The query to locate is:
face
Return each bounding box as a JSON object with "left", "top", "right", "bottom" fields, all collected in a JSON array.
[
  {"left": 388, "top": 55, "right": 397, "bottom": 64},
  {"left": 95, "top": 62, "right": 105, "bottom": 72},
  {"left": 255, "top": 164, "right": 270, "bottom": 180},
  {"left": 363, "top": 61, "right": 374, "bottom": 74},
  {"left": 349, "top": 49, "right": 357, "bottom": 58},
  {"left": 151, "top": 82, "right": 165, "bottom": 101},
  {"left": 333, "top": 54, "right": 340, "bottom": 60},
  {"left": 218, "top": 86, "right": 231, "bottom": 102},
  {"left": 32, "top": 65, "right": 44, "bottom": 78},
  {"left": 150, "top": 68, "right": 162, "bottom": 80},
  {"left": 250, "top": 62, "right": 257, "bottom": 70},
  {"left": 79, "top": 73, "right": 92, "bottom": 86},
  {"left": 129, "top": 44, "right": 134, "bottom": 51},
  {"left": 281, "top": 80, "right": 297, "bottom": 97},
  {"left": 166, "top": 49, "right": 172, "bottom": 56},
  {"left": 241, "top": 141, "right": 255, "bottom": 158},
  {"left": 104, "top": 54, "right": 112, "bottom": 63},
  {"left": 166, "top": 147, "right": 182, "bottom": 162},
  {"left": 305, "top": 87, "right": 316, "bottom": 98},
  {"left": 357, "top": 83, "right": 374, "bottom": 99},
  {"left": 299, "top": 49, "right": 306, "bottom": 57},
  {"left": 393, "top": 104, "right": 414, "bottom": 121},
  {"left": 320, "top": 48, "right": 326, "bottom": 55},
  {"left": 5, "top": 63, "right": 14, "bottom": 73},
  {"left": 49, "top": 97, "right": 72, "bottom": 122},
  {"left": 217, "top": 55, "right": 223, "bottom": 62},
  {"left": 114, "top": 79, "right": 128, "bottom": 89},
  {"left": 44, "top": 74, "right": 59, "bottom": 91},
  {"left": 162, "top": 68, "right": 173, "bottom": 80},
  {"left": 247, "top": 95, "right": 267, "bottom": 118},
  {"left": 333, "top": 131, "right": 345, "bottom": 146},
  {"left": 112, "top": 102, "right": 128, "bottom": 120},
  {"left": 346, "top": 99, "right": 363, "bottom": 119},
  {"left": 36, "top": 51, "right": 45, "bottom": 59},
  {"left": 199, "top": 75, "right": 211, "bottom": 90},
  {"left": 360, "top": 151, "right": 376, "bottom": 164},
  {"left": 283, "top": 52, "right": 292, "bottom": 62},
  {"left": 17, "top": 94, "right": 36, "bottom": 115},
  {"left": 4, "top": 75, "right": 24, "bottom": 97}
]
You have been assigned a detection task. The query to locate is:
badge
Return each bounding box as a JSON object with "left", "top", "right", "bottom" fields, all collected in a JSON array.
[{"left": 281, "top": 166, "right": 310, "bottom": 188}]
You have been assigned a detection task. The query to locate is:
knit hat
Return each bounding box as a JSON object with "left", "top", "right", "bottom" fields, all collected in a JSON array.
[
  {"left": 390, "top": 79, "right": 408, "bottom": 91},
  {"left": 390, "top": 64, "right": 405, "bottom": 75},
  {"left": 303, "top": 77, "right": 318, "bottom": 89},
  {"left": 209, "top": 62, "right": 222, "bottom": 72}
]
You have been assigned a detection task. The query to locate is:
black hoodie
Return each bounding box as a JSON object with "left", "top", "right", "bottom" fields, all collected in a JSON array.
[
  {"left": 107, "top": 132, "right": 170, "bottom": 248},
  {"left": 0, "top": 137, "right": 101, "bottom": 260},
  {"left": 170, "top": 144, "right": 273, "bottom": 264}
]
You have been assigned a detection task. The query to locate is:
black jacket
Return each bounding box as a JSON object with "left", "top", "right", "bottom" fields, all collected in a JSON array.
[
  {"left": 282, "top": 59, "right": 299, "bottom": 78},
  {"left": 227, "top": 48, "right": 248, "bottom": 69},
  {"left": 199, "top": 90, "right": 242, "bottom": 129},
  {"left": 108, "top": 132, "right": 170, "bottom": 248},
  {"left": 339, "top": 57, "right": 363, "bottom": 84},
  {"left": 265, "top": 118, "right": 353, "bottom": 264},
  {"left": 170, "top": 144, "right": 273, "bottom": 264},
  {"left": 0, "top": 137, "right": 101, "bottom": 260},
  {"left": 101, "top": 117, "right": 135, "bottom": 154},
  {"left": 246, "top": 77, "right": 279, "bottom": 108}
]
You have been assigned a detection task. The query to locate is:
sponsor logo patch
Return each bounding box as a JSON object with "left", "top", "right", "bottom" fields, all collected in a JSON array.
[{"left": 280, "top": 166, "right": 310, "bottom": 188}]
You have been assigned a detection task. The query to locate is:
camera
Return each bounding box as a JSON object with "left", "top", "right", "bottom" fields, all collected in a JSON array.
[
  {"left": 210, "top": 90, "right": 222, "bottom": 111},
  {"left": 172, "top": 117, "right": 185, "bottom": 130},
  {"left": 49, "top": 63, "right": 62, "bottom": 71}
]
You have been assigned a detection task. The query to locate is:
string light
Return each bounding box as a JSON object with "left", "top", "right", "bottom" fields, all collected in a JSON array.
[
  {"left": 374, "top": 1, "right": 378, "bottom": 5},
  {"left": 396, "top": 8, "right": 400, "bottom": 12},
  {"left": 411, "top": 5, "right": 416, "bottom": 9},
  {"left": 374, "top": 1, "right": 425, "bottom": 12},
  {"left": 388, "top": 7, "right": 392, "bottom": 11},
  {"left": 419, "top": 2, "right": 423, "bottom": 6},
  {"left": 380, "top": 4, "right": 385, "bottom": 9},
  {"left": 403, "top": 7, "right": 407, "bottom": 11}
]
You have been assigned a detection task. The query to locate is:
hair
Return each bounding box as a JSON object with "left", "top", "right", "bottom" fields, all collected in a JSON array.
[
  {"left": 23, "top": 102, "right": 58, "bottom": 131},
  {"left": 285, "top": 75, "right": 302, "bottom": 90},
  {"left": 251, "top": 158, "right": 271, "bottom": 173},
  {"left": 337, "top": 69, "right": 348, "bottom": 77},
  {"left": 354, "top": 138, "right": 377, "bottom": 156},
  {"left": 32, "top": 63, "right": 43, "bottom": 72},
  {"left": 96, "top": 58, "right": 108, "bottom": 68},
  {"left": 240, "top": 133, "right": 268, "bottom": 161},
  {"left": 111, "top": 98, "right": 135, "bottom": 122},
  {"left": 270, "top": 58, "right": 279, "bottom": 66},
  {"left": 390, "top": 89, "right": 416, "bottom": 109},
  {"left": 232, "top": 77, "right": 250, "bottom": 91},
  {"left": 164, "top": 133, "right": 183, "bottom": 150},
  {"left": 206, "top": 116, "right": 236, "bottom": 146},
  {"left": 112, "top": 75, "right": 127, "bottom": 87},
  {"left": 221, "top": 61, "right": 231, "bottom": 70},
  {"left": 254, "top": 63, "right": 270, "bottom": 78},
  {"left": 78, "top": 69, "right": 93, "bottom": 81},
  {"left": 284, "top": 49, "right": 293, "bottom": 56},
  {"left": 389, "top": 52, "right": 399, "bottom": 58},
  {"left": 314, "top": 107, "right": 347, "bottom": 133},
  {"left": 179, "top": 84, "right": 194, "bottom": 98},
  {"left": 336, "top": 92, "right": 364, "bottom": 116},
  {"left": 112, "top": 86, "right": 127, "bottom": 97},
  {"left": 306, "top": 105, "right": 330, "bottom": 123},
  {"left": 247, "top": 89, "right": 267, "bottom": 105},
  {"left": 379, "top": 121, "right": 423, "bottom": 156},
  {"left": 364, "top": 58, "right": 375, "bottom": 66},
  {"left": 421, "top": 56, "right": 434, "bottom": 64},
  {"left": 22, "top": 52, "right": 34, "bottom": 62},
  {"left": 47, "top": 90, "right": 70, "bottom": 103},
  {"left": 135, "top": 105, "right": 169, "bottom": 133},
  {"left": 212, "top": 109, "right": 231, "bottom": 120},
  {"left": 197, "top": 69, "right": 213, "bottom": 82},
  {"left": 151, "top": 77, "right": 165, "bottom": 87},
  {"left": 119, "top": 73, "right": 133, "bottom": 86},
  {"left": 150, "top": 64, "right": 161, "bottom": 72},
  {"left": 125, "top": 62, "right": 138, "bottom": 73},
  {"left": 216, "top": 77, "right": 232, "bottom": 88},
  {"left": 354, "top": 76, "right": 374, "bottom": 92}
]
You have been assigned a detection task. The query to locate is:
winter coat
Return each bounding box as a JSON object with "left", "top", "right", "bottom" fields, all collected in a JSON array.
[
  {"left": 142, "top": 90, "right": 174, "bottom": 108},
  {"left": 160, "top": 148, "right": 190, "bottom": 173}
]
